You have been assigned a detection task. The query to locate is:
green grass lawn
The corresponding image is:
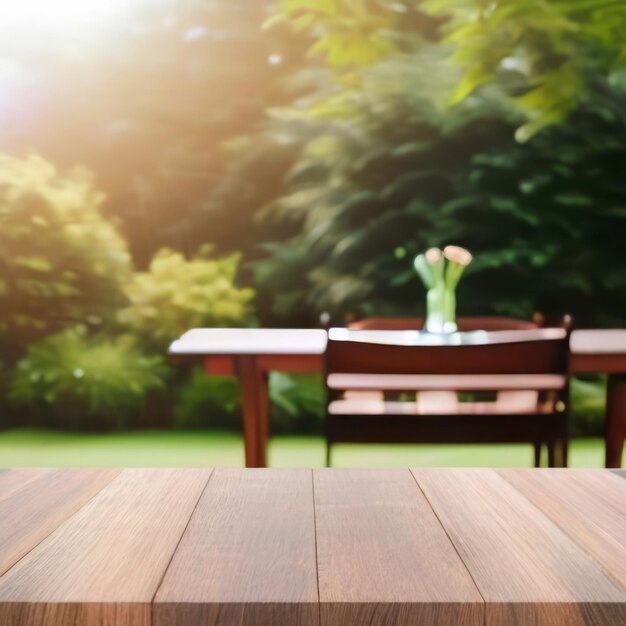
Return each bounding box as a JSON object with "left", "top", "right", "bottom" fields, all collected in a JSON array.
[{"left": 0, "top": 429, "right": 618, "bottom": 467}]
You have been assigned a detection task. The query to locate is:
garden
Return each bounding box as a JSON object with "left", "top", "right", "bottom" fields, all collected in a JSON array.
[{"left": 1, "top": 0, "right": 625, "bottom": 462}]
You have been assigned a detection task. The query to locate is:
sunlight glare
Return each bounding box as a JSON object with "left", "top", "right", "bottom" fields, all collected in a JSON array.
[{"left": 0, "top": 0, "right": 139, "bottom": 39}]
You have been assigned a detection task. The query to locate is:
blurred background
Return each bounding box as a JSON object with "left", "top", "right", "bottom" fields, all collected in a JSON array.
[{"left": 0, "top": 0, "right": 624, "bottom": 465}]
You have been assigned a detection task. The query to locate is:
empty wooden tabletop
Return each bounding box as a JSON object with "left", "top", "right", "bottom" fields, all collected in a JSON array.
[{"left": 0, "top": 469, "right": 624, "bottom": 625}]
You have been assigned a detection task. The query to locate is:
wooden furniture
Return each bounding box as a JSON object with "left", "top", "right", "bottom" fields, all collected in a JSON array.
[
  {"left": 570, "top": 330, "right": 626, "bottom": 467},
  {"left": 0, "top": 468, "right": 624, "bottom": 625},
  {"left": 168, "top": 327, "right": 626, "bottom": 468},
  {"left": 325, "top": 328, "right": 569, "bottom": 467},
  {"left": 169, "top": 329, "right": 327, "bottom": 468},
  {"left": 344, "top": 316, "right": 571, "bottom": 467},
  {"left": 347, "top": 315, "right": 540, "bottom": 331}
]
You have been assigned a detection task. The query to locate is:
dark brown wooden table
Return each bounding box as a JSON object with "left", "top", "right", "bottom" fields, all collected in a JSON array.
[
  {"left": 0, "top": 468, "right": 624, "bottom": 625},
  {"left": 169, "top": 328, "right": 626, "bottom": 468}
]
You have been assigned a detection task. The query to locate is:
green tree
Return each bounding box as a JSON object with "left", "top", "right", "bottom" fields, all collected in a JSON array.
[
  {"left": 250, "top": 49, "right": 626, "bottom": 326},
  {"left": 0, "top": 154, "right": 132, "bottom": 362},
  {"left": 276, "top": 0, "right": 626, "bottom": 139},
  {"left": 423, "top": 0, "right": 626, "bottom": 140}
]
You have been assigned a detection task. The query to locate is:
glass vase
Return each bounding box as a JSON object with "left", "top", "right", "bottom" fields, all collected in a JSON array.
[{"left": 425, "top": 286, "right": 457, "bottom": 334}]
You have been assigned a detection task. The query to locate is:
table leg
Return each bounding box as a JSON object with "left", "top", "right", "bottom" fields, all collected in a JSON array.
[
  {"left": 605, "top": 374, "right": 626, "bottom": 468},
  {"left": 236, "top": 356, "right": 269, "bottom": 468},
  {"left": 256, "top": 370, "right": 270, "bottom": 468}
]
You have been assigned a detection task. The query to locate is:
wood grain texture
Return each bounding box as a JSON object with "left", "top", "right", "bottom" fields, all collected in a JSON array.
[
  {"left": 2, "top": 468, "right": 626, "bottom": 625},
  {"left": 154, "top": 468, "right": 319, "bottom": 626},
  {"left": 0, "top": 468, "right": 50, "bottom": 501},
  {"left": 498, "top": 469, "right": 626, "bottom": 590},
  {"left": 412, "top": 468, "right": 626, "bottom": 626},
  {"left": 313, "top": 468, "right": 483, "bottom": 626},
  {"left": 0, "top": 468, "right": 120, "bottom": 577},
  {"left": 0, "top": 468, "right": 211, "bottom": 626}
]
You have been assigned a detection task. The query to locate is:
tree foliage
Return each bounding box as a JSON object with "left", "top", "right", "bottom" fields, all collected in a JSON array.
[
  {"left": 120, "top": 247, "right": 256, "bottom": 350},
  {"left": 0, "top": 154, "right": 132, "bottom": 361},
  {"left": 1, "top": 0, "right": 623, "bottom": 434},
  {"left": 276, "top": 0, "right": 626, "bottom": 139},
  {"left": 251, "top": 49, "right": 626, "bottom": 326},
  {"left": 425, "top": 0, "right": 626, "bottom": 140},
  {"left": 2, "top": 0, "right": 309, "bottom": 265}
]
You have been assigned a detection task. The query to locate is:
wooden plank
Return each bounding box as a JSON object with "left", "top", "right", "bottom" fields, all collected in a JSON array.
[
  {"left": 570, "top": 330, "right": 626, "bottom": 354},
  {"left": 611, "top": 469, "right": 626, "bottom": 479},
  {"left": 498, "top": 469, "right": 626, "bottom": 590},
  {"left": 256, "top": 354, "right": 324, "bottom": 373},
  {"left": 204, "top": 355, "right": 236, "bottom": 376},
  {"left": 0, "top": 468, "right": 120, "bottom": 577},
  {"left": 412, "top": 468, "right": 626, "bottom": 626},
  {"left": 569, "top": 352, "right": 626, "bottom": 374},
  {"left": 329, "top": 327, "right": 565, "bottom": 346},
  {"left": 327, "top": 373, "right": 566, "bottom": 391},
  {"left": 0, "top": 468, "right": 211, "bottom": 626},
  {"left": 569, "top": 330, "right": 626, "bottom": 373},
  {"left": 313, "top": 468, "right": 483, "bottom": 626},
  {"left": 0, "top": 468, "right": 53, "bottom": 502},
  {"left": 168, "top": 328, "right": 328, "bottom": 356},
  {"left": 154, "top": 468, "right": 319, "bottom": 626}
]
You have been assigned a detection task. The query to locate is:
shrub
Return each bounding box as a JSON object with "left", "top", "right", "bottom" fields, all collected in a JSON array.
[
  {"left": 10, "top": 328, "right": 167, "bottom": 430},
  {"left": 173, "top": 368, "right": 242, "bottom": 430},
  {"left": 0, "top": 154, "right": 132, "bottom": 361},
  {"left": 173, "top": 369, "right": 324, "bottom": 434},
  {"left": 120, "top": 246, "right": 256, "bottom": 350},
  {"left": 269, "top": 373, "right": 325, "bottom": 434},
  {"left": 570, "top": 377, "right": 606, "bottom": 437}
]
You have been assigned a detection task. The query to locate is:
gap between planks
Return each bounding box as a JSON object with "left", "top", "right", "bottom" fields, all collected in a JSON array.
[
  {"left": 311, "top": 469, "right": 322, "bottom": 626},
  {"left": 0, "top": 468, "right": 122, "bottom": 579},
  {"left": 407, "top": 467, "right": 488, "bottom": 613},
  {"left": 150, "top": 468, "right": 216, "bottom": 612}
]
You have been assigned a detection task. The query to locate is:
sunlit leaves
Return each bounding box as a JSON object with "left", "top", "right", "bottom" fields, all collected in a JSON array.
[
  {"left": 275, "top": 0, "right": 400, "bottom": 68},
  {"left": 0, "top": 154, "right": 132, "bottom": 358},
  {"left": 277, "top": 0, "right": 626, "bottom": 139},
  {"left": 423, "top": 0, "right": 626, "bottom": 138},
  {"left": 119, "top": 247, "right": 256, "bottom": 349}
]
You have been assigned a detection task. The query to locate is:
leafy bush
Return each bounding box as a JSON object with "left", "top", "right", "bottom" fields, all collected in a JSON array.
[
  {"left": 0, "top": 154, "right": 132, "bottom": 362},
  {"left": 570, "top": 377, "right": 607, "bottom": 437},
  {"left": 119, "top": 246, "right": 256, "bottom": 350},
  {"left": 173, "top": 369, "right": 324, "bottom": 433},
  {"left": 10, "top": 328, "right": 167, "bottom": 430},
  {"left": 173, "top": 368, "right": 242, "bottom": 430},
  {"left": 269, "top": 373, "right": 325, "bottom": 434}
]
